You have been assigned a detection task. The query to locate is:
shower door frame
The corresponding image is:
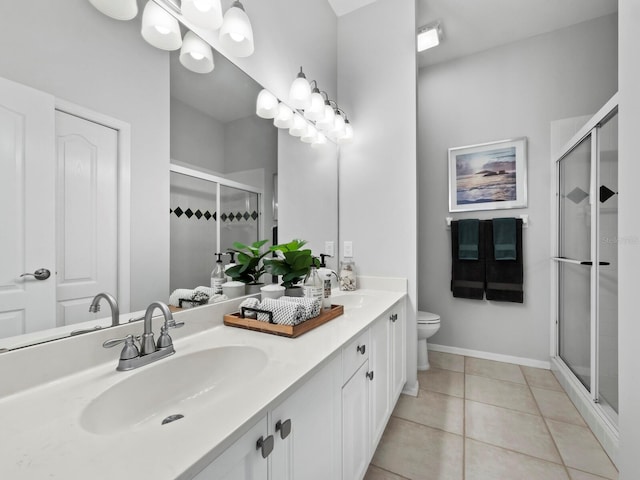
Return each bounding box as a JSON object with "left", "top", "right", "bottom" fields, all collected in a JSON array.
[{"left": 550, "top": 93, "right": 619, "bottom": 459}]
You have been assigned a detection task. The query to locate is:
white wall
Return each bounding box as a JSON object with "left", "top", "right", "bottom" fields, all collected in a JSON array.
[
  {"left": 617, "top": 0, "right": 640, "bottom": 478},
  {"left": 337, "top": 0, "right": 418, "bottom": 392},
  {"left": 418, "top": 14, "right": 618, "bottom": 362},
  {"left": 171, "top": 98, "right": 225, "bottom": 172},
  {"left": 0, "top": 0, "right": 170, "bottom": 311}
]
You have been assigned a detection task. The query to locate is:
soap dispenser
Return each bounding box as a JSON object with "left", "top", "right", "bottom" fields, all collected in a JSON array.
[
  {"left": 317, "top": 254, "right": 335, "bottom": 310},
  {"left": 225, "top": 251, "right": 237, "bottom": 282},
  {"left": 211, "top": 253, "right": 226, "bottom": 294},
  {"left": 303, "top": 259, "right": 323, "bottom": 305}
]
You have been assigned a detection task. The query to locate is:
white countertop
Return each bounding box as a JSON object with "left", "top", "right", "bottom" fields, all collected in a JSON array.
[{"left": 0, "top": 287, "right": 405, "bottom": 479}]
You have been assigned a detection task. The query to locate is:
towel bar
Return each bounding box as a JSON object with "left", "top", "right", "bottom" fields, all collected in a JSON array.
[{"left": 446, "top": 215, "right": 529, "bottom": 230}]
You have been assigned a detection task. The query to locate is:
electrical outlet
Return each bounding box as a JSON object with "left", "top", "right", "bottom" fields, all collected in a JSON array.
[
  {"left": 324, "top": 241, "right": 335, "bottom": 257},
  {"left": 343, "top": 241, "right": 353, "bottom": 258}
]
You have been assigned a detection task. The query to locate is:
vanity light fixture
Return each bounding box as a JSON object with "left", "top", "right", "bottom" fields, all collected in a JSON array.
[
  {"left": 338, "top": 119, "right": 354, "bottom": 144},
  {"left": 289, "top": 113, "right": 308, "bottom": 137},
  {"left": 219, "top": 1, "right": 254, "bottom": 58},
  {"left": 256, "top": 89, "right": 279, "bottom": 119},
  {"left": 141, "top": 0, "right": 183, "bottom": 50},
  {"left": 315, "top": 100, "right": 336, "bottom": 132},
  {"left": 273, "top": 103, "right": 294, "bottom": 129},
  {"left": 301, "top": 124, "right": 319, "bottom": 144},
  {"left": 88, "top": 0, "right": 138, "bottom": 21},
  {"left": 288, "top": 67, "right": 312, "bottom": 110},
  {"left": 179, "top": 31, "right": 214, "bottom": 73},
  {"left": 311, "top": 132, "right": 327, "bottom": 149},
  {"left": 417, "top": 22, "right": 442, "bottom": 52},
  {"left": 330, "top": 111, "right": 346, "bottom": 139},
  {"left": 304, "top": 84, "right": 326, "bottom": 122},
  {"left": 181, "top": 0, "right": 223, "bottom": 30}
]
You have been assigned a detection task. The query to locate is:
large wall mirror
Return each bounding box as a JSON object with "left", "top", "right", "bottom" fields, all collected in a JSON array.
[{"left": 0, "top": 0, "right": 338, "bottom": 350}]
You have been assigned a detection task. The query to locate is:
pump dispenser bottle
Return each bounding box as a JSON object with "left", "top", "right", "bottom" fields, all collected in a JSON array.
[
  {"left": 225, "top": 252, "right": 236, "bottom": 282},
  {"left": 303, "top": 260, "right": 323, "bottom": 305},
  {"left": 317, "top": 254, "right": 335, "bottom": 310},
  {"left": 211, "top": 253, "right": 226, "bottom": 294}
]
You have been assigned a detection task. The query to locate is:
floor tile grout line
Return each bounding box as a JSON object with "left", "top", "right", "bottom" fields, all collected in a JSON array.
[
  {"left": 519, "top": 363, "right": 573, "bottom": 479},
  {"left": 390, "top": 413, "right": 464, "bottom": 439},
  {"left": 368, "top": 463, "right": 413, "bottom": 480},
  {"left": 465, "top": 435, "right": 568, "bottom": 468}
]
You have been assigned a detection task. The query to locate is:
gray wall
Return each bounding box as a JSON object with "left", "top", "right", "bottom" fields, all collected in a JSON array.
[
  {"left": 418, "top": 14, "right": 618, "bottom": 362},
  {"left": 171, "top": 98, "right": 225, "bottom": 173},
  {"left": 618, "top": 1, "right": 640, "bottom": 478},
  {"left": 0, "top": 0, "right": 170, "bottom": 311},
  {"left": 337, "top": 0, "right": 418, "bottom": 392}
]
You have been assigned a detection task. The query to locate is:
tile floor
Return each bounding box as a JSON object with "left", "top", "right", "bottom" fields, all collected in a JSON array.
[{"left": 365, "top": 352, "right": 618, "bottom": 480}]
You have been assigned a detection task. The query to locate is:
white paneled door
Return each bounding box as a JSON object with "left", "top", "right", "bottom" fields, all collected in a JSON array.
[
  {"left": 0, "top": 76, "right": 119, "bottom": 338},
  {"left": 0, "top": 77, "right": 56, "bottom": 337}
]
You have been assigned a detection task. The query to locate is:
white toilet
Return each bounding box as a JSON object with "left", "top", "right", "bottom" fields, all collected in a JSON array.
[{"left": 417, "top": 311, "right": 441, "bottom": 370}]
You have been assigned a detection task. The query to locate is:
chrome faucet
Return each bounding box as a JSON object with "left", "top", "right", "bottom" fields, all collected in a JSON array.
[
  {"left": 89, "top": 292, "right": 120, "bottom": 327},
  {"left": 70, "top": 292, "right": 120, "bottom": 336},
  {"left": 103, "top": 301, "right": 184, "bottom": 371}
]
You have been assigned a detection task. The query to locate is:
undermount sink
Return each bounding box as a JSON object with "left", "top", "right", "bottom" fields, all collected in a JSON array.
[
  {"left": 81, "top": 346, "right": 267, "bottom": 435},
  {"left": 332, "top": 293, "right": 374, "bottom": 309}
]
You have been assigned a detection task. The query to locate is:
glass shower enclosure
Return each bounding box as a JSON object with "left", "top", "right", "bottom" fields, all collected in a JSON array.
[{"left": 553, "top": 96, "right": 618, "bottom": 428}]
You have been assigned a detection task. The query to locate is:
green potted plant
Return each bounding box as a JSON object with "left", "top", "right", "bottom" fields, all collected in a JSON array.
[
  {"left": 226, "top": 239, "right": 270, "bottom": 294},
  {"left": 264, "top": 239, "right": 320, "bottom": 295}
]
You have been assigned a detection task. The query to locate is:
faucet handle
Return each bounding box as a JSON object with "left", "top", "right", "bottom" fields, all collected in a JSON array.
[{"left": 103, "top": 334, "right": 140, "bottom": 360}]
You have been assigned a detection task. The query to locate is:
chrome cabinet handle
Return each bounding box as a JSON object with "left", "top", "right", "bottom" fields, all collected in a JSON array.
[
  {"left": 256, "top": 435, "right": 274, "bottom": 459},
  {"left": 20, "top": 268, "right": 51, "bottom": 281},
  {"left": 275, "top": 419, "right": 292, "bottom": 440},
  {"left": 357, "top": 344, "right": 366, "bottom": 355}
]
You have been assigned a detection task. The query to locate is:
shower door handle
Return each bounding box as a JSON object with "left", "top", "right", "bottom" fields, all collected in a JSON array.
[{"left": 552, "top": 257, "right": 610, "bottom": 266}]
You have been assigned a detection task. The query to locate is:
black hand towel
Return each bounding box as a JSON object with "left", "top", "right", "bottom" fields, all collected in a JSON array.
[
  {"left": 451, "top": 220, "right": 485, "bottom": 300},
  {"left": 485, "top": 219, "right": 524, "bottom": 303}
]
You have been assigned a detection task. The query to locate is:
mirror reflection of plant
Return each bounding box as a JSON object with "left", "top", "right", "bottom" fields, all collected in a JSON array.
[
  {"left": 226, "top": 240, "right": 270, "bottom": 285},
  {"left": 264, "top": 239, "right": 320, "bottom": 289}
]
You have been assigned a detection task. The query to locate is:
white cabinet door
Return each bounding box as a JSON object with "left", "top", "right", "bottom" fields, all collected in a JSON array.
[
  {"left": 390, "top": 302, "right": 407, "bottom": 402},
  {"left": 192, "top": 417, "right": 269, "bottom": 480},
  {"left": 342, "top": 360, "right": 371, "bottom": 480},
  {"left": 270, "top": 355, "right": 341, "bottom": 480},
  {"left": 370, "top": 315, "right": 391, "bottom": 451},
  {"left": 0, "top": 76, "right": 56, "bottom": 336}
]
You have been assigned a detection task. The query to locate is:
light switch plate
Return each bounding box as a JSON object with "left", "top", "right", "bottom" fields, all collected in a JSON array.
[
  {"left": 343, "top": 241, "right": 353, "bottom": 258},
  {"left": 324, "top": 241, "right": 335, "bottom": 257}
]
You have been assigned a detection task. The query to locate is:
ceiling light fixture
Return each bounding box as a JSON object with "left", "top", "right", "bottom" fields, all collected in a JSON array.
[
  {"left": 179, "top": 31, "right": 214, "bottom": 73},
  {"left": 219, "top": 0, "right": 254, "bottom": 57},
  {"left": 417, "top": 22, "right": 442, "bottom": 52},
  {"left": 88, "top": 0, "right": 138, "bottom": 21},
  {"left": 141, "top": 0, "right": 182, "bottom": 50},
  {"left": 181, "top": 0, "right": 223, "bottom": 30}
]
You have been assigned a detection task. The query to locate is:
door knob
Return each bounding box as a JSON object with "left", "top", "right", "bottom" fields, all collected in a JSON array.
[{"left": 20, "top": 268, "right": 51, "bottom": 281}]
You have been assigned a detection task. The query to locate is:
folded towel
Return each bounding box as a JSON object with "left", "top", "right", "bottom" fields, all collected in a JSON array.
[
  {"left": 239, "top": 298, "right": 260, "bottom": 318},
  {"left": 207, "top": 293, "right": 228, "bottom": 304},
  {"left": 451, "top": 220, "right": 485, "bottom": 300},
  {"left": 458, "top": 219, "right": 480, "bottom": 260},
  {"left": 280, "top": 296, "right": 321, "bottom": 319},
  {"left": 195, "top": 286, "right": 217, "bottom": 297},
  {"left": 485, "top": 219, "right": 524, "bottom": 303},
  {"left": 493, "top": 218, "right": 517, "bottom": 260},
  {"left": 169, "top": 289, "right": 194, "bottom": 307},
  {"left": 257, "top": 298, "right": 306, "bottom": 325}
]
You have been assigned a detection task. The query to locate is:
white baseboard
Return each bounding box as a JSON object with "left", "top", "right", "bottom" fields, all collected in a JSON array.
[
  {"left": 428, "top": 343, "right": 551, "bottom": 370},
  {"left": 402, "top": 380, "right": 419, "bottom": 397}
]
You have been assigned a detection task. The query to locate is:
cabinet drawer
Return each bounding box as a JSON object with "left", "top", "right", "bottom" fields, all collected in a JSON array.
[{"left": 342, "top": 329, "right": 370, "bottom": 384}]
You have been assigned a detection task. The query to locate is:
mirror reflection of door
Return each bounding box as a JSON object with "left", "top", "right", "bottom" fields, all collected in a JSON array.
[{"left": 0, "top": 77, "right": 119, "bottom": 338}]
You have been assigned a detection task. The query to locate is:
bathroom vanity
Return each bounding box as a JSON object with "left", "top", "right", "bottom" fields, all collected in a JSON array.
[{"left": 0, "top": 281, "right": 406, "bottom": 480}]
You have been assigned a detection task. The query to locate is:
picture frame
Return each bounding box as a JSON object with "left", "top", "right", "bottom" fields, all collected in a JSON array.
[{"left": 448, "top": 137, "right": 528, "bottom": 212}]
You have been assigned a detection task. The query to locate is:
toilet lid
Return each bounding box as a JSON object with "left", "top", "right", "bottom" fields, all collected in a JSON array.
[{"left": 418, "top": 311, "right": 440, "bottom": 324}]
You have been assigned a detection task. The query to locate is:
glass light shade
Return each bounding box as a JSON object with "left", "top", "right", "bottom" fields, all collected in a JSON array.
[
  {"left": 273, "top": 103, "right": 293, "bottom": 129},
  {"left": 316, "top": 104, "right": 335, "bottom": 131},
  {"left": 311, "top": 132, "right": 327, "bottom": 149},
  {"left": 301, "top": 124, "right": 318, "bottom": 144},
  {"left": 256, "top": 89, "right": 279, "bottom": 119},
  {"left": 289, "top": 74, "right": 311, "bottom": 110},
  {"left": 179, "top": 32, "right": 214, "bottom": 74},
  {"left": 182, "top": 0, "right": 223, "bottom": 30},
  {"left": 338, "top": 122, "right": 354, "bottom": 144},
  {"left": 331, "top": 114, "right": 346, "bottom": 138},
  {"left": 289, "top": 114, "right": 307, "bottom": 137},
  {"left": 304, "top": 91, "right": 325, "bottom": 121},
  {"left": 219, "top": 1, "right": 254, "bottom": 57},
  {"left": 417, "top": 26, "right": 440, "bottom": 52},
  {"left": 89, "top": 0, "right": 138, "bottom": 20},
  {"left": 141, "top": 1, "right": 182, "bottom": 51}
]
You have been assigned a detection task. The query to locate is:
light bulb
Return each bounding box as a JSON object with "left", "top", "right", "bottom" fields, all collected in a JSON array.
[
  {"left": 316, "top": 104, "right": 335, "bottom": 131},
  {"left": 182, "top": 0, "right": 223, "bottom": 30},
  {"left": 273, "top": 103, "right": 294, "bottom": 129},
  {"left": 180, "top": 31, "right": 214, "bottom": 74},
  {"left": 304, "top": 90, "right": 325, "bottom": 121},
  {"left": 88, "top": 0, "right": 138, "bottom": 21},
  {"left": 219, "top": 1, "right": 254, "bottom": 57},
  {"left": 311, "top": 132, "right": 327, "bottom": 149},
  {"left": 289, "top": 67, "right": 311, "bottom": 110},
  {"left": 289, "top": 114, "right": 307, "bottom": 137},
  {"left": 301, "top": 124, "right": 318, "bottom": 144},
  {"left": 141, "top": 1, "right": 182, "bottom": 51},
  {"left": 256, "top": 90, "right": 279, "bottom": 119}
]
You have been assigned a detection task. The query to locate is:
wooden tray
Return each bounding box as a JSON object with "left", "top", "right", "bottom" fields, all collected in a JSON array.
[{"left": 223, "top": 304, "right": 344, "bottom": 338}]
